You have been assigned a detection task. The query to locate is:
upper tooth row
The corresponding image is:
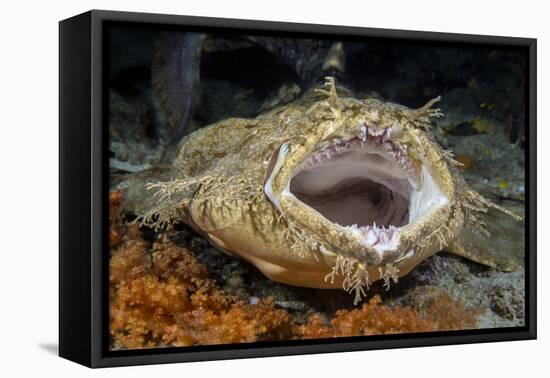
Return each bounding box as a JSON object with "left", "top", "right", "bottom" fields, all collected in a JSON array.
[
  {"left": 360, "top": 124, "right": 390, "bottom": 141},
  {"left": 343, "top": 223, "right": 398, "bottom": 232},
  {"left": 299, "top": 136, "right": 409, "bottom": 173}
]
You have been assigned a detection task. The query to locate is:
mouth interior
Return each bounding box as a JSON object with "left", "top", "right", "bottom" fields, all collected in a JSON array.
[{"left": 290, "top": 146, "right": 412, "bottom": 229}]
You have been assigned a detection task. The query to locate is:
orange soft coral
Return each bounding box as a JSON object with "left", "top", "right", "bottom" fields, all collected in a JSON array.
[
  {"left": 298, "top": 294, "right": 481, "bottom": 339},
  {"left": 109, "top": 226, "right": 293, "bottom": 349}
]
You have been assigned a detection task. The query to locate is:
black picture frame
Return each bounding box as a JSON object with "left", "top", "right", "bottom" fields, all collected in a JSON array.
[{"left": 59, "top": 9, "right": 537, "bottom": 368}]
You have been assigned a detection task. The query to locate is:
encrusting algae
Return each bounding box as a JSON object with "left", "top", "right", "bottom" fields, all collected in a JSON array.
[{"left": 109, "top": 193, "right": 482, "bottom": 349}]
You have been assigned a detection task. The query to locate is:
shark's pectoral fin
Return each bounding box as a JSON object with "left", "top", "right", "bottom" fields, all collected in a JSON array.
[
  {"left": 445, "top": 204, "right": 525, "bottom": 271},
  {"left": 112, "top": 165, "right": 173, "bottom": 216}
]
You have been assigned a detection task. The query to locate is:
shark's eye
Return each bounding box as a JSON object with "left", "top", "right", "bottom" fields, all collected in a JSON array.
[{"left": 289, "top": 140, "right": 411, "bottom": 229}]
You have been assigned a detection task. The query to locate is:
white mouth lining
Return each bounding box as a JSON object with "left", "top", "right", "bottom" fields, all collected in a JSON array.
[
  {"left": 263, "top": 142, "right": 289, "bottom": 211},
  {"left": 409, "top": 165, "right": 448, "bottom": 223}
]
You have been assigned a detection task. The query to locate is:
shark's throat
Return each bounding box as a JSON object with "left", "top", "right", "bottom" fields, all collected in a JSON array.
[{"left": 290, "top": 149, "right": 410, "bottom": 229}]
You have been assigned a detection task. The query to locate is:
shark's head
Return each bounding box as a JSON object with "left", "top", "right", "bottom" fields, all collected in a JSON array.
[{"left": 263, "top": 78, "right": 460, "bottom": 278}]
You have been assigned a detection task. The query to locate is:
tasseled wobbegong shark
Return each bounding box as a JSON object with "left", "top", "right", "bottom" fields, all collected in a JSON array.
[{"left": 134, "top": 77, "right": 522, "bottom": 304}]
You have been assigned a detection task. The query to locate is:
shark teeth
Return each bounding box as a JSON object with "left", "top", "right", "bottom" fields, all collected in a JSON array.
[
  {"left": 382, "top": 128, "right": 391, "bottom": 141},
  {"left": 359, "top": 125, "right": 367, "bottom": 141},
  {"left": 342, "top": 223, "right": 398, "bottom": 248},
  {"left": 296, "top": 126, "right": 415, "bottom": 179},
  {"left": 359, "top": 123, "right": 389, "bottom": 141}
]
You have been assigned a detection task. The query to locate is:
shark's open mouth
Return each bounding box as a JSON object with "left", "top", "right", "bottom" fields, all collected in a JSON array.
[
  {"left": 286, "top": 125, "right": 430, "bottom": 250},
  {"left": 264, "top": 124, "right": 448, "bottom": 251}
]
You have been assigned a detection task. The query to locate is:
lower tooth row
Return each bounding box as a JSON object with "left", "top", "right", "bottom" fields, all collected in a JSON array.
[{"left": 342, "top": 223, "right": 397, "bottom": 246}]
